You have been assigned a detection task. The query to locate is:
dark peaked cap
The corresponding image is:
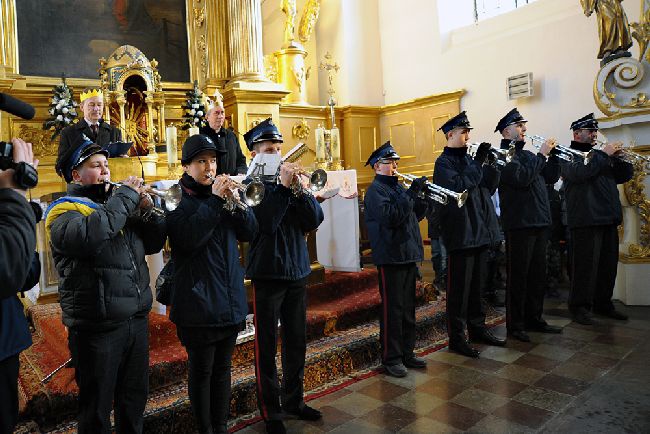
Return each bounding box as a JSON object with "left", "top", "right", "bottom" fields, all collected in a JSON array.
[
  {"left": 438, "top": 111, "right": 473, "bottom": 135},
  {"left": 495, "top": 108, "right": 527, "bottom": 133},
  {"left": 365, "top": 141, "right": 400, "bottom": 166},
  {"left": 570, "top": 113, "right": 599, "bottom": 130},
  {"left": 243, "top": 117, "right": 283, "bottom": 151}
]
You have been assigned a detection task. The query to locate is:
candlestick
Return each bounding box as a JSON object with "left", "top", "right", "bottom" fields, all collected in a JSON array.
[
  {"left": 165, "top": 125, "right": 178, "bottom": 164},
  {"left": 315, "top": 126, "right": 326, "bottom": 161}
]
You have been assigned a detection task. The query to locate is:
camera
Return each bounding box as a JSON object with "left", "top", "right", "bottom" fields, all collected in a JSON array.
[{"left": 0, "top": 140, "right": 38, "bottom": 189}]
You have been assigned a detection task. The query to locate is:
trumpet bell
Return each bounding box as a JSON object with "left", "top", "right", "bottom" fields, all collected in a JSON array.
[
  {"left": 309, "top": 169, "right": 328, "bottom": 191},
  {"left": 162, "top": 184, "right": 182, "bottom": 211},
  {"left": 243, "top": 181, "right": 265, "bottom": 206}
]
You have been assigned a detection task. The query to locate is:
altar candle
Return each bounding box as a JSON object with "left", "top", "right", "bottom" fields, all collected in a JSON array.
[
  {"left": 315, "top": 126, "right": 326, "bottom": 161},
  {"left": 330, "top": 126, "right": 340, "bottom": 161},
  {"left": 189, "top": 126, "right": 200, "bottom": 136},
  {"left": 166, "top": 125, "right": 178, "bottom": 164}
]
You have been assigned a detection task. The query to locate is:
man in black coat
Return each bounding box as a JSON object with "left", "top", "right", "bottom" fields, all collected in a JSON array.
[
  {"left": 57, "top": 88, "right": 122, "bottom": 178},
  {"left": 496, "top": 108, "right": 563, "bottom": 342},
  {"left": 562, "top": 113, "right": 633, "bottom": 325},
  {"left": 244, "top": 119, "right": 324, "bottom": 434},
  {"left": 433, "top": 111, "right": 506, "bottom": 358},
  {"left": 47, "top": 135, "right": 166, "bottom": 434},
  {"left": 363, "top": 142, "right": 429, "bottom": 378},
  {"left": 0, "top": 138, "right": 39, "bottom": 434},
  {"left": 199, "top": 100, "right": 247, "bottom": 176}
]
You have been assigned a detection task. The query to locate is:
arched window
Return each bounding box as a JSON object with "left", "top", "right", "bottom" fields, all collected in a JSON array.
[{"left": 473, "top": 0, "right": 538, "bottom": 22}]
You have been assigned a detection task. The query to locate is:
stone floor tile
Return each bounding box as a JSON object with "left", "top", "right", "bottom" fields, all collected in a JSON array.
[
  {"left": 513, "top": 353, "right": 562, "bottom": 372},
  {"left": 327, "top": 418, "right": 393, "bottom": 434},
  {"left": 461, "top": 356, "right": 507, "bottom": 373},
  {"left": 381, "top": 367, "right": 436, "bottom": 389},
  {"left": 580, "top": 342, "right": 632, "bottom": 360},
  {"left": 428, "top": 349, "right": 475, "bottom": 365},
  {"left": 534, "top": 373, "right": 590, "bottom": 396},
  {"left": 308, "top": 388, "right": 353, "bottom": 407},
  {"left": 550, "top": 361, "right": 608, "bottom": 382},
  {"left": 427, "top": 402, "right": 486, "bottom": 431},
  {"left": 478, "top": 346, "right": 525, "bottom": 363},
  {"left": 566, "top": 352, "right": 619, "bottom": 369},
  {"left": 467, "top": 414, "right": 536, "bottom": 434},
  {"left": 415, "top": 378, "right": 469, "bottom": 400},
  {"left": 542, "top": 335, "right": 588, "bottom": 351},
  {"left": 325, "top": 391, "right": 384, "bottom": 417},
  {"left": 504, "top": 339, "right": 538, "bottom": 353},
  {"left": 398, "top": 417, "right": 461, "bottom": 434},
  {"left": 450, "top": 388, "right": 510, "bottom": 413},
  {"left": 356, "top": 379, "right": 410, "bottom": 402},
  {"left": 300, "top": 405, "right": 355, "bottom": 432},
  {"left": 593, "top": 333, "right": 641, "bottom": 348},
  {"left": 473, "top": 375, "right": 528, "bottom": 398},
  {"left": 560, "top": 326, "right": 601, "bottom": 342},
  {"left": 512, "top": 386, "right": 574, "bottom": 413},
  {"left": 492, "top": 400, "right": 555, "bottom": 429},
  {"left": 528, "top": 343, "right": 576, "bottom": 362},
  {"left": 345, "top": 374, "right": 379, "bottom": 391},
  {"left": 495, "top": 364, "right": 546, "bottom": 385},
  {"left": 360, "top": 403, "right": 419, "bottom": 432},
  {"left": 390, "top": 390, "right": 446, "bottom": 416},
  {"left": 418, "top": 358, "right": 455, "bottom": 374},
  {"left": 283, "top": 419, "right": 327, "bottom": 433},
  {"left": 432, "top": 365, "right": 487, "bottom": 387}
]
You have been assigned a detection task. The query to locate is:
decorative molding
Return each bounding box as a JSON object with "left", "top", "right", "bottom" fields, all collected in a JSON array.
[
  {"left": 623, "top": 159, "right": 650, "bottom": 258},
  {"left": 17, "top": 123, "right": 57, "bottom": 156},
  {"left": 291, "top": 118, "right": 310, "bottom": 140}
]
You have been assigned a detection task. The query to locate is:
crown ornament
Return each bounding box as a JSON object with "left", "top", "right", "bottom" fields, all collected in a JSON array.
[{"left": 80, "top": 88, "right": 104, "bottom": 103}]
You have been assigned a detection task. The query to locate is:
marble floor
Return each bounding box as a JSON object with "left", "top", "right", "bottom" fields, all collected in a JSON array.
[{"left": 236, "top": 258, "right": 650, "bottom": 433}]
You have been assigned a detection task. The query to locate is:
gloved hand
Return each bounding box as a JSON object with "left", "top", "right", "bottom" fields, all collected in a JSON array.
[
  {"left": 406, "top": 176, "right": 427, "bottom": 199},
  {"left": 474, "top": 142, "right": 492, "bottom": 165}
]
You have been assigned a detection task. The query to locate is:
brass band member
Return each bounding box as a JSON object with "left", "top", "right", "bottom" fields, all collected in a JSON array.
[
  {"left": 167, "top": 134, "right": 258, "bottom": 434},
  {"left": 363, "top": 142, "right": 429, "bottom": 378},
  {"left": 433, "top": 112, "right": 506, "bottom": 358},
  {"left": 496, "top": 108, "right": 563, "bottom": 342},
  {"left": 244, "top": 119, "right": 324, "bottom": 434},
  {"left": 47, "top": 135, "right": 166, "bottom": 433},
  {"left": 563, "top": 113, "right": 632, "bottom": 324}
]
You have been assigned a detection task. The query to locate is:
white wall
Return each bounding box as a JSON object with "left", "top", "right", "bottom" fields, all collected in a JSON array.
[{"left": 378, "top": 0, "right": 643, "bottom": 145}]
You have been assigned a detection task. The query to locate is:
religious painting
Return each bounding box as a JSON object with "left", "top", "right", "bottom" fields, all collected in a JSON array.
[{"left": 15, "top": 0, "right": 189, "bottom": 82}]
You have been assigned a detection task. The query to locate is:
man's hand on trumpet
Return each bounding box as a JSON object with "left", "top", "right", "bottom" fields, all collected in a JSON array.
[
  {"left": 539, "top": 137, "right": 557, "bottom": 157},
  {"left": 603, "top": 141, "right": 624, "bottom": 157},
  {"left": 210, "top": 174, "right": 234, "bottom": 199},
  {"left": 279, "top": 162, "right": 302, "bottom": 188}
]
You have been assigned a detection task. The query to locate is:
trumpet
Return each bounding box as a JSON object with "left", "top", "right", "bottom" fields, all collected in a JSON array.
[
  {"left": 206, "top": 173, "right": 265, "bottom": 212},
  {"left": 594, "top": 140, "right": 650, "bottom": 166},
  {"left": 105, "top": 181, "right": 182, "bottom": 212},
  {"left": 467, "top": 142, "right": 515, "bottom": 166},
  {"left": 395, "top": 171, "right": 468, "bottom": 208},
  {"left": 277, "top": 162, "right": 328, "bottom": 196},
  {"left": 528, "top": 135, "right": 588, "bottom": 165}
]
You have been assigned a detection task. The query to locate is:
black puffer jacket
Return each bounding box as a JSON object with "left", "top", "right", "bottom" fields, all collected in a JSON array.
[
  {"left": 561, "top": 141, "right": 634, "bottom": 228},
  {"left": 433, "top": 146, "right": 501, "bottom": 252},
  {"left": 167, "top": 174, "right": 257, "bottom": 327},
  {"left": 364, "top": 174, "right": 428, "bottom": 265},
  {"left": 498, "top": 139, "right": 560, "bottom": 231},
  {"left": 48, "top": 183, "right": 166, "bottom": 330},
  {"left": 246, "top": 179, "right": 324, "bottom": 280}
]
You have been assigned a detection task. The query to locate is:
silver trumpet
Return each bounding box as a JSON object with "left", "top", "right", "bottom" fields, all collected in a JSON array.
[
  {"left": 528, "top": 134, "right": 588, "bottom": 165},
  {"left": 467, "top": 142, "right": 515, "bottom": 166},
  {"left": 594, "top": 140, "right": 650, "bottom": 167},
  {"left": 206, "top": 173, "right": 265, "bottom": 212},
  {"left": 395, "top": 171, "right": 468, "bottom": 208},
  {"left": 105, "top": 181, "right": 182, "bottom": 212}
]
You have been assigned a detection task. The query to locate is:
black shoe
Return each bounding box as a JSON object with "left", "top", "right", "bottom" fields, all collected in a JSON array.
[
  {"left": 284, "top": 405, "right": 322, "bottom": 421},
  {"left": 449, "top": 340, "right": 480, "bottom": 358},
  {"left": 470, "top": 329, "right": 506, "bottom": 346},
  {"left": 265, "top": 420, "right": 286, "bottom": 434},
  {"left": 383, "top": 362, "right": 408, "bottom": 377},
  {"left": 527, "top": 323, "right": 563, "bottom": 334},
  {"left": 509, "top": 330, "right": 531, "bottom": 342},
  {"left": 594, "top": 309, "right": 628, "bottom": 320},
  {"left": 572, "top": 311, "right": 594, "bottom": 325},
  {"left": 403, "top": 356, "right": 427, "bottom": 369}
]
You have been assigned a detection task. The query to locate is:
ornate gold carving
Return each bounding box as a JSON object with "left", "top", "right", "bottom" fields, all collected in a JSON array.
[
  {"left": 281, "top": 0, "right": 297, "bottom": 46},
  {"left": 298, "top": 0, "right": 321, "bottom": 43},
  {"left": 594, "top": 57, "right": 650, "bottom": 115},
  {"left": 198, "top": 35, "right": 207, "bottom": 77},
  {"left": 264, "top": 54, "right": 278, "bottom": 82},
  {"left": 18, "top": 125, "right": 57, "bottom": 157},
  {"left": 581, "top": 0, "right": 633, "bottom": 60},
  {"left": 631, "top": 7, "right": 650, "bottom": 61},
  {"left": 623, "top": 159, "right": 650, "bottom": 258},
  {"left": 292, "top": 118, "right": 310, "bottom": 140},
  {"left": 194, "top": 7, "right": 205, "bottom": 27}
]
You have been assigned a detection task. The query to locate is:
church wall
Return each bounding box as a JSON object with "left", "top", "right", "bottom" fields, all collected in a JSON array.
[{"left": 377, "top": 0, "right": 643, "bottom": 145}]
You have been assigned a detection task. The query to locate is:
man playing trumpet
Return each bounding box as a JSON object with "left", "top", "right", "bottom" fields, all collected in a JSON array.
[
  {"left": 47, "top": 135, "right": 166, "bottom": 433},
  {"left": 563, "top": 113, "right": 633, "bottom": 324},
  {"left": 244, "top": 119, "right": 324, "bottom": 434},
  {"left": 495, "top": 108, "right": 562, "bottom": 342}
]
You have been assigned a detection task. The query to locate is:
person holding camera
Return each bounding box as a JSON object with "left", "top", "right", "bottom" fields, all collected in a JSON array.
[
  {"left": 0, "top": 138, "right": 40, "bottom": 434},
  {"left": 46, "top": 135, "right": 166, "bottom": 434}
]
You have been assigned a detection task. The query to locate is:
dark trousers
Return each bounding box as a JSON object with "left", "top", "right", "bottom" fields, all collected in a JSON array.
[
  {"left": 447, "top": 247, "right": 488, "bottom": 345},
  {"left": 505, "top": 227, "right": 549, "bottom": 332},
  {"left": 184, "top": 331, "right": 238, "bottom": 434},
  {"left": 377, "top": 263, "right": 418, "bottom": 366},
  {"left": 252, "top": 278, "right": 307, "bottom": 422},
  {"left": 569, "top": 224, "right": 619, "bottom": 314},
  {"left": 430, "top": 238, "right": 447, "bottom": 284},
  {"left": 68, "top": 316, "right": 149, "bottom": 434},
  {"left": 0, "top": 354, "right": 19, "bottom": 434}
]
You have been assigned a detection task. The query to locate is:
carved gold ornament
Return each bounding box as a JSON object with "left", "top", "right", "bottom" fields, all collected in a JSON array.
[
  {"left": 623, "top": 158, "right": 650, "bottom": 258},
  {"left": 264, "top": 54, "right": 279, "bottom": 82},
  {"left": 292, "top": 118, "right": 311, "bottom": 140},
  {"left": 298, "top": 0, "right": 321, "bottom": 43},
  {"left": 594, "top": 57, "right": 650, "bottom": 115},
  {"left": 18, "top": 125, "right": 57, "bottom": 156},
  {"left": 194, "top": 7, "right": 205, "bottom": 27}
]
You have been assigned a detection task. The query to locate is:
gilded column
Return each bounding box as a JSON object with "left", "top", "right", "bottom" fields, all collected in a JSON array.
[
  {"left": 205, "top": 0, "right": 230, "bottom": 87},
  {"left": 0, "top": 0, "right": 18, "bottom": 78},
  {"left": 227, "top": 0, "right": 265, "bottom": 82}
]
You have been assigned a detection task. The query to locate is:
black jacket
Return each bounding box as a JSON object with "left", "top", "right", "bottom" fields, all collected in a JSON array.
[
  {"left": 59, "top": 119, "right": 122, "bottom": 156},
  {"left": 246, "top": 179, "right": 324, "bottom": 280},
  {"left": 561, "top": 141, "right": 634, "bottom": 228},
  {"left": 47, "top": 183, "right": 166, "bottom": 330},
  {"left": 0, "top": 189, "right": 37, "bottom": 361},
  {"left": 433, "top": 146, "right": 501, "bottom": 252},
  {"left": 199, "top": 126, "right": 248, "bottom": 175},
  {"left": 167, "top": 174, "right": 257, "bottom": 327},
  {"left": 364, "top": 174, "right": 427, "bottom": 265},
  {"left": 498, "top": 139, "right": 560, "bottom": 231}
]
